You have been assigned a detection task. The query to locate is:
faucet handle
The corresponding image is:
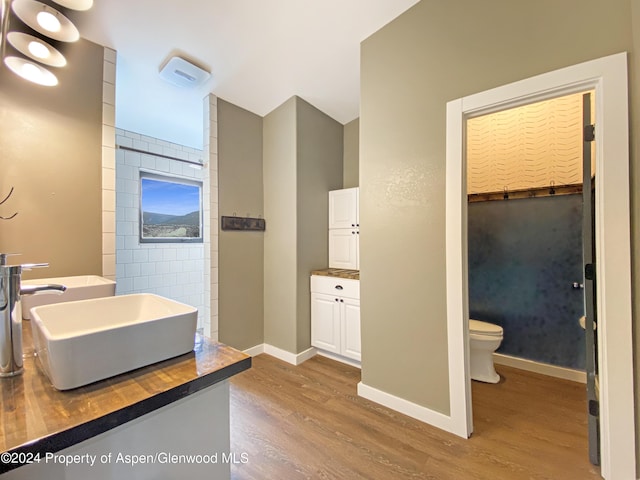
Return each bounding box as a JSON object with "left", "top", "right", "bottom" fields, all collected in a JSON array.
[{"left": 20, "top": 263, "right": 49, "bottom": 271}]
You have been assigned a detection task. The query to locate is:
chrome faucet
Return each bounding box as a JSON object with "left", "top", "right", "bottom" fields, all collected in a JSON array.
[{"left": 0, "top": 254, "right": 66, "bottom": 377}]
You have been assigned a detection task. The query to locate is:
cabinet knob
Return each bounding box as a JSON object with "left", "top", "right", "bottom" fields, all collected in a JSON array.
[
  {"left": 335, "top": 298, "right": 339, "bottom": 302},
  {"left": 340, "top": 299, "right": 344, "bottom": 303},
  {"left": 335, "top": 285, "right": 343, "bottom": 290},
  {"left": 352, "top": 231, "right": 356, "bottom": 234},
  {"left": 352, "top": 224, "right": 355, "bottom": 227}
]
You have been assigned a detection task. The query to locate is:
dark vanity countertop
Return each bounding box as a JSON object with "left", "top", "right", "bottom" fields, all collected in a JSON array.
[
  {"left": 0, "top": 321, "right": 251, "bottom": 474},
  {"left": 311, "top": 268, "right": 360, "bottom": 280}
]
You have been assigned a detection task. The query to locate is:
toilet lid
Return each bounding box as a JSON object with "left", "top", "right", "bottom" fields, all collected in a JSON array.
[{"left": 469, "top": 319, "right": 503, "bottom": 336}]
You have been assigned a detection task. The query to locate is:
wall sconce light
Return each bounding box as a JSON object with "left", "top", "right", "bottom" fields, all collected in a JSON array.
[{"left": 0, "top": 0, "right": 93, "bottom": 86}]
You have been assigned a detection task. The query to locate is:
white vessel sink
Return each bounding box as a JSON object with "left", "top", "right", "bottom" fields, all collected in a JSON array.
[
  {"left": 22, "top": 275, "right": 116, "bottom": 320},
  {"left": 31, "top": 294, "right": 197, "bottom": 390}
]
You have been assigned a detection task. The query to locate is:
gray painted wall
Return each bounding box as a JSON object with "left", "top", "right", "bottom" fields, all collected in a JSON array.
[
  {"left": 263, "top": 97, "right": 298, "bottom": 352},
  {"left": 343, "top": 118, "right": 359, "bottom": 188},
  {"left": 295, "top": 98, "right": 344, "bottom": 352},
  {"left": 217, "top": 99, "right": 265, "bottom": 351},
  {"left": 263, "top": 96, "right": 343, "bottom": 354},
  {"left": 359, "top": 0, "right": 636, "bottom": 417},
  {"left": 0, "top": 39, "right": 103, "bottom": 278}
]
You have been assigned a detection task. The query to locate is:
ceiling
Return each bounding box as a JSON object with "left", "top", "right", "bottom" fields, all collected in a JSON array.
[{"left": 73, "top": 0, "right": 420, "bottom": 149}]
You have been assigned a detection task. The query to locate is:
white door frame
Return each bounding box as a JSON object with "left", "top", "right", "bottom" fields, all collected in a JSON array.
[{"left": 445, "top": 52, "right": 635, "bottom": 479}]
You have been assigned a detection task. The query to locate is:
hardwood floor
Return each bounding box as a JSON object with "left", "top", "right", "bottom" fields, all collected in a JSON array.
[{"left": 229, "top": 354, "right": 601, "bottom": 480}]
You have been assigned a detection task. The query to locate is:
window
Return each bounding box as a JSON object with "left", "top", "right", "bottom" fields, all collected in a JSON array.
[{"left": 139, "top": 171, "right": 203, "bottom": 243}]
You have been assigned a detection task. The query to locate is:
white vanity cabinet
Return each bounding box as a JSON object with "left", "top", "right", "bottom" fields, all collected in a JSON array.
[
  {"left": 310, "top": 275, "right": 361, "bottom": 362},
  {"left": 328, "top": 187, "right": 359, "bottom": 270}
]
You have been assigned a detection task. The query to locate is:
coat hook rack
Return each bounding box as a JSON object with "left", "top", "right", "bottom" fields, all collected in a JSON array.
[
  {"left": 0, "top": 187, "right": 18, "bottom": 220},
  {"left": 221, "top": 214, "right": 266, "bottom": 231}
]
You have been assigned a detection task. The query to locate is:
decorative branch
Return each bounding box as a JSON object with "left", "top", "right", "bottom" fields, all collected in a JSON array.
[
  {"left": 0, "top": 186, "right": 13, "bottom": 205},
  {"left": 0, "top": 186, "right": 18, "bottom": 220}
]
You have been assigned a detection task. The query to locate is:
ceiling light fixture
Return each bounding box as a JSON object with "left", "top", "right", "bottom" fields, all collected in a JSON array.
[
  {"left": 28, "top": 39, "right": 49, "bottom": 57},
  {"left": 7, "top": 31, "right": 66, "bottom": 66},
  {"left": 4, "top": 55, "right": 58, "bottom": 85},
  {"left": 49, "top": 0, "right": 93, "bottom": 11},
  {"left": 36, "top": 9, "right": 60, "bottom": 32},
  {"left": 11, "top": 0, "right": 79, "bottom": 42},
  {"left": 0, "top": 0, "right": 92, "bottom": 86}
]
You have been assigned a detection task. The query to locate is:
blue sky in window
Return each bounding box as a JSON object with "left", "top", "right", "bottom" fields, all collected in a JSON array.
[{"left": 141, "top": 178, "right": 200, "bottom": 216}]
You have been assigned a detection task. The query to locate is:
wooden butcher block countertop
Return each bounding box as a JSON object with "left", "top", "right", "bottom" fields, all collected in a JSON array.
[
  {"left": 310, "top": 268, "right": 360, "bottom": 280},
  {"left": 0, "top": 321, "right": 251, "bottom": 474}
]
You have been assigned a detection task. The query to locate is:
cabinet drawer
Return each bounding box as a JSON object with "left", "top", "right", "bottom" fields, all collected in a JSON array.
[{"left": 310, "top": 275, "right": 359, "bottom": 299}]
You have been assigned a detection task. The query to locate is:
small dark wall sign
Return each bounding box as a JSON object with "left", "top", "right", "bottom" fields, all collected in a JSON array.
[{"left": 221, "top": 216, "right": 266, "bottom": 231}]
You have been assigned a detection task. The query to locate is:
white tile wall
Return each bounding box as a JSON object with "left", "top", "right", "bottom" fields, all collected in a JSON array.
[
  {"left": 115, "top": 128, "right": 209, "bottom": 331},
  {"left": 203, "top": 94, "right": 218, "bottom": 340},
  {"left": 101, "top": 47, "right": 117, "bottom": 280}
]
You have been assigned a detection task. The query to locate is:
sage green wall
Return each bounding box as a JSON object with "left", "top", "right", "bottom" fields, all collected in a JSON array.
[
  {"left": 263, "top": 97, "right": 298, "bottom": 352},
  {"left": 263, "top": 96, "right": 343, "bottom": 354},
  {"left": 343, "top": 118, "right": 359, "bottom": 188},
  {"left": 360, "top": 0, "right": 636, "bottom": 418},
  {"left": 0, "top": 40, "right": 103, "bottom": 278},
  {"left": 296, "top": 98, "right": 344, "bottom": 352},
  {"left": 218, "top": 99, "right": 264, "bottom": 351}
]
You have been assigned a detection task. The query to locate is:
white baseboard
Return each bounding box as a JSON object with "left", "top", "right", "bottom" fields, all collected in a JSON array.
[
  {"left": 357, "top": 382, "right": 457, "bottom": 435},
  {"left": 244, "top": 344, "right": 317, "bottom": 366},
  {"left": 493, "top": 353, "right": 586, "bottom": 384},
  {"left": 243, "top": 344, "right": 265, "bottom": 357},
  {"left": 315, "top": 350, "right": 361, "bottom": 369},
  {"left": 264, "top": 344, "right": 316, "bottom": 365}
]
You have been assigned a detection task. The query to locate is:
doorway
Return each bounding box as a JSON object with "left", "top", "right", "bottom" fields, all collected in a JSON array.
[
  {"left": 466, "top": 92, "right": 589, "bottom": 375},
  {"left": 444, "top": 52, "right": 634, "bottom": 480},
  {"left": 465, "top": 90, "right": 595, "bottom": 461}
]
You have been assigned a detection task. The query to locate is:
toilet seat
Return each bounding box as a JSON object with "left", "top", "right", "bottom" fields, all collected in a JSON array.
[{"left": 469, "top": 319, "right": 503, "bottom": 337}]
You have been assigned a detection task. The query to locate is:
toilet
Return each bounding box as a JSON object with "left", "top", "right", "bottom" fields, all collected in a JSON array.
[{"left": 469, "top": 319, "right": 504, "bottom": 384}]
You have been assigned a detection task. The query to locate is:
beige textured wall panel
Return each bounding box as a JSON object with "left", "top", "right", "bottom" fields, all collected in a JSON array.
[{"left": 467, "top": 93, "right": 586, "bottom": 194}]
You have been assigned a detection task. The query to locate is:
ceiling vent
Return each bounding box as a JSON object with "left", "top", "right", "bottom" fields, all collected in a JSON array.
[{"left": 159, "top": 56, "right": 210, "bottom": 88}]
